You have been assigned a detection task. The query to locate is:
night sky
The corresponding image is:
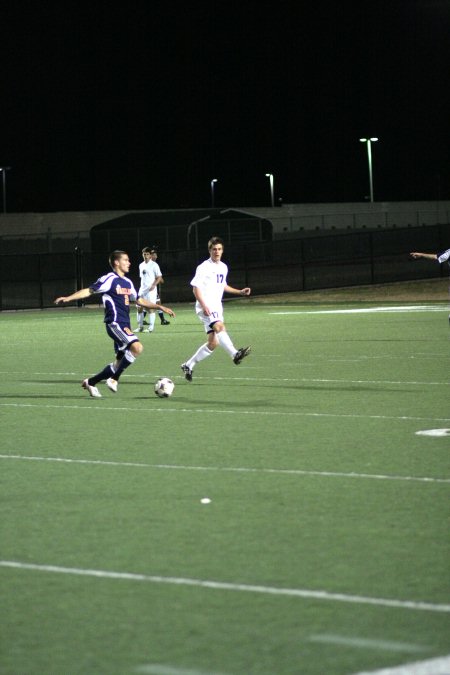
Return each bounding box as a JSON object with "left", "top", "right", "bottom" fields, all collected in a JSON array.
[{"left": 1, "top": 1, "right": 449, "bottom": 213}]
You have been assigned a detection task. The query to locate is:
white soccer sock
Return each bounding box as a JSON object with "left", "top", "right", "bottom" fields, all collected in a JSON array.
[
  {"left": 148, "top": 313, "right": 156, "bottom": 331},
  {"left": 137, "top": 311, "right": 143, "bottom": 327},
  {"left": 187, "top": 343, "right": 213, "bottom": 368},
  {"left": 216, "top": 331, "right": 237, "bottom": 358}
]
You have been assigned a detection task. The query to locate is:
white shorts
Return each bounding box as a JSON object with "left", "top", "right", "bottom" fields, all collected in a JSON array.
[
  {"left": 196, "top": 306, "right": 224, "bottom": 333},
  {"left": 139, "top": 288, "right": 158, "bottom": 305}
]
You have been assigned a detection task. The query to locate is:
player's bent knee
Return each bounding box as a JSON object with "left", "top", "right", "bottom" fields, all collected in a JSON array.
[{"left": 131, "top": 341, "right": 144, "bottom": 356}]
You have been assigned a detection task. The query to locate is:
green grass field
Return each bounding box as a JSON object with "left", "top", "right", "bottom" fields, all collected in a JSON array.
[{"left": 1, "top": 295, "right": 449, "bottom": 675}]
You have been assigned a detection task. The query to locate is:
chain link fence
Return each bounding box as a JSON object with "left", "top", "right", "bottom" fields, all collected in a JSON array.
[{"left": 0, "top": 224, "right": 447, "bottom": 310}]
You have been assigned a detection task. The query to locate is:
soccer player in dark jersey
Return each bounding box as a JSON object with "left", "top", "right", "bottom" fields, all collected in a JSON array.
[{"left": 55, "top": 250, "right": 175, "bottom": 397}]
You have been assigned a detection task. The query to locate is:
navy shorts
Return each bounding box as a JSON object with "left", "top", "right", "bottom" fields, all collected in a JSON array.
[{"left": 106, "top": 321, "right": 139, "bottom": 355}]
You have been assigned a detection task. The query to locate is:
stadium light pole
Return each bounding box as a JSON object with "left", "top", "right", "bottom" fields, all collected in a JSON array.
[
  {"left": 210, "top": 178, "right": 218, "bottom": 207},
  {"left": 0, "top": 166, "right": 11, "bottom": 213},
  {"left": 265, "top": 173, "right": 274, "bottom": 206},
  {"left": 359, "top": 138, "right": 378, "bottom": 202}
]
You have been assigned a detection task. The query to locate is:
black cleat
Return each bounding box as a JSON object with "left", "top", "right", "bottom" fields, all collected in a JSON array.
[
  {"left": 161, "top": 319, "right": 170, "bottom": 325},
  {"left": 233, "top": 346, "right": 251, "bottom": 365},
  {"left": 181, "top": 363, "right": 193, "bottom": 381}
]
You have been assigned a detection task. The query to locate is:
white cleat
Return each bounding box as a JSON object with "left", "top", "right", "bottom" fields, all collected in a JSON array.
[
  {"left": 106, "top": 377, "right": 118, "bottom": 393},
  {"left": 82, "top": 378, "right": 102, "bottom": 398}
]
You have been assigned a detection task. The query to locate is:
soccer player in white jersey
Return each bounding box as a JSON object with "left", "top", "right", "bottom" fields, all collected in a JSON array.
[
  {"left": 151, "top": 247, "right": 171, "bottom": 327},
  {"left": 136, "top": 246, "right": 163, "bottom": 333},
  {"left": 410, "top": 247, "right": 450, "bottom": 323},
  {"left": 181, "top": 236, "right": 251, "bottom": 382},
  {"left": 55, "top": 250, "right": 175, "bottom": 397}
]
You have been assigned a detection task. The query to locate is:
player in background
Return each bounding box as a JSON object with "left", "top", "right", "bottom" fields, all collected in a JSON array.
[
  {"left": 410, "top": 247, "right": 450, "bottom": 323},
  {"left": 55, "top": 250, "right": 175, "bottom": 397},
  {"left": 136, "top": 246, "right": 162, "bottom": 333},
  {"left": 151, "top": 247, "right": 170, "bottom": 326},
  {"left": 181, "top": 236, "right": 251, "bottom": 382}
]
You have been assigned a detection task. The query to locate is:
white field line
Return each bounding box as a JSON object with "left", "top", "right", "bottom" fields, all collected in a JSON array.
[
  {"left": 1, "top": 454, "right": 449, "bottom": 485},
  {"left": 1, "top": 402, "right": 449, "bottom": 423},
  {"left": 270, "top": 305, "right": 448, "bottom": 315},
  {"left": 308, "top": 633, "right": 429, "bottom": 653},
  {"left": 1, "top": 561, "right": 449, "bottom": 614},
  {"left": 351, "top": 654, "right": 450, "bottom": 675},
  {"left": 1, "top": 371, "right": 449, "bottom": 387},
  {"left": 135, "top": 665, "right": 228, "bottom": 675}
]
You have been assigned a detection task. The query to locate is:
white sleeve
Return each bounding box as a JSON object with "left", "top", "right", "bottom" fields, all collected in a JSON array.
[{"left": 437, "top": 248, "right": 450, "bottom": 264}]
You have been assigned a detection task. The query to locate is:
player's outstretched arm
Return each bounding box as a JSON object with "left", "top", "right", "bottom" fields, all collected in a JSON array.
[
  {"left": 410, "top": 252, "right": 437, "bottom": 261},
  {"left": 137, "top": 298, "right": 175, "bottom": 317},
  {"left": 55, "top": 288, "right": 92, "bottom": 304},
  {"left": 224, "top": 284, "right": 251, "bottom": 296}
]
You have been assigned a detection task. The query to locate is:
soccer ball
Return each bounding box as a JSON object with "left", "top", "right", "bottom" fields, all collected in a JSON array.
[{"left": 154, "top": 377, "right": 175, "bottom": 398}]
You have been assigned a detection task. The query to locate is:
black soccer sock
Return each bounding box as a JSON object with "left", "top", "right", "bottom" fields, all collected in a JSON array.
[
  {"left": 112, "top": 350, "right": 136, "bottom": 381},
  {"left": 88, "top": 364, "right": 115, "bottom": 386}
]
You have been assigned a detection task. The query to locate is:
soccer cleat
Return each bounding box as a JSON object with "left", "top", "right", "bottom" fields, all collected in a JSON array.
[
  {"left": 181, "top": 363, "right": 193, "bottom": 382},
  {"left": 147, "top": 328, "right": 153, "bottom": 333},
  {"left": 136, "top": 326, "right": 144, "bottom": 332},
  {"left": 160, "top": 318, "right": 170, "bottom": 325},
  {"left": 106, "top": 377, "right": 118, "bottom": 393},
  {"left": 82, "top": 378, "right": 102, "bottom": 398},
  {"left": 233, "top": 346, "right": 251, "bottom": 365}
]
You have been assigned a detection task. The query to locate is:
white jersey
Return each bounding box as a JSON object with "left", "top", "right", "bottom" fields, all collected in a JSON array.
[
  {"left": 191, "top": 258, "right": 228, "bottom": 313},
  {"left": 138, "top": 260, "right": 161, "bottom": 295},
  {"left": 437, "top": 248, "right": 450, "bottom": 266}
]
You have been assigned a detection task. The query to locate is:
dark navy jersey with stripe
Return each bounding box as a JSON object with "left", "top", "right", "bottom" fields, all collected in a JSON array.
[{"left": 89, "top": 273, "right": 137, "bottom": 324}]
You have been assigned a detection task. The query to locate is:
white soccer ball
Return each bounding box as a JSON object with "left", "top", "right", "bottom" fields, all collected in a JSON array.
[{"left": 154, "top": 377, "right": 175, "bottom": 398}]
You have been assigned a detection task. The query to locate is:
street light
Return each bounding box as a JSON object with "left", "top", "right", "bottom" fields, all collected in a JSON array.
[
  {"left": 210, "top": 178, "right": 218, "bottom": 207},
  {"left": 359, "top": 138, "right": 378, "bottom": 202},
  {"left": 0, "top": 166, "right": 11, "bottom": 213},
  {"left": 265, "top": 173, "right": 274, "bottom": 206}
]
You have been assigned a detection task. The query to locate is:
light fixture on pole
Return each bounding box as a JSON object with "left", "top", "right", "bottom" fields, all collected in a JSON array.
[
  {"left": 0, "top": 166, "right": 11, "bottom": 213},
  {"left": 210, "top": 178, "right": 218, "bottom": 207},
  {"left": 359, "top": 138, "right": 378, "bottom": 202},
  {"left": 265, "top": 173, "right": 274, "bottom": 206}
]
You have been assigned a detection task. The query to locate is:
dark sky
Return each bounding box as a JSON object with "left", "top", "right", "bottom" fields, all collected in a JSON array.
[{"left": 1, "top": 1, "right": 449, "bottom": 213}]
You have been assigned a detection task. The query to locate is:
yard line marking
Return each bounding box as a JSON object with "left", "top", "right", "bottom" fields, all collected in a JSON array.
[
  {"left": 2, "top": 371, "right": 449, "bottom": 386},
  {"left": 1, "top": 561, "right": 449, "bottom": 613},
  {"left": 308, "top": 634, "right": 429, "bottom": 653},
  {"left": 1, "top": 403, "right": 449, "bottom": 423},
  {"left": 1, "top": 454, "right": 449, "bottom": 484},
  {"left": 270, "top": 305, "right": 448, "bottom": 315},
  {"left": 416, "top": 429, "right": 450, "bottom": 437},
  {"left": 210, "top": 376, "right": 450, "bottom": 386},
  {"left": 3, "top": 371, "right": 450, "bottom": 386},
  {"left": 135, "top": 664, "right": 229, "bottom": 675},
  {"left": 351, "top": 654, "right": 450, "bottom": 674}
]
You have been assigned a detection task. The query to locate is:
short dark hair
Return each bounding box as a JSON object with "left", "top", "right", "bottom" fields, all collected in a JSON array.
[
  {"left": 109, "top": 250, "right": 127, "bottom": 269},
  {"left": 142, "top": 246, "right": 152, "bottom": 254},
  {"left": 208, "top": 236, "right": 224, "bottom": 250}
]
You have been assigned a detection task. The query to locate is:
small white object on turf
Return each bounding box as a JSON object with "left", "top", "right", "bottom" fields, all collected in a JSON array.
[{"left": 200, "top": 497, "right": 211, "bottom": 504}]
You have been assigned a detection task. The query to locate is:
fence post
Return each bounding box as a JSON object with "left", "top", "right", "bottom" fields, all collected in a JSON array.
[
  {"left": 38, "top": 254, "right": 44, "bottom": 308},
  {"left": 75, "top": 247, "right": 83, "bottom": 307},
  {"left": 369, "top": 232, "right": 375, "bottom": 283}
]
